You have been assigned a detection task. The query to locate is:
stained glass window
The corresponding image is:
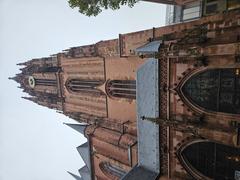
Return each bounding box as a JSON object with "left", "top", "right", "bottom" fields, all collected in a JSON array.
[
  {"left": 182, "top": 69, "right": 240, "bottom": 114},
  {"left": 182, "top": 141, "right": 240, "bottom": 179}
]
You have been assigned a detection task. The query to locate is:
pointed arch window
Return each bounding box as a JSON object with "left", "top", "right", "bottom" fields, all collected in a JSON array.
[
  {"left": 180, "top": 141, "right": 240, "bottom": 179},
  {"left": 66, "top": 79, "right": 103, "bottom": 94},
  {"left": 182, "top": 68, "right": 240, "bottom": 114},
  {"left": 99, "top": 162, "right": 126, "bottom": 179},
  {"left": 106, "top": 80, "right": 136, "bottom": 99}
]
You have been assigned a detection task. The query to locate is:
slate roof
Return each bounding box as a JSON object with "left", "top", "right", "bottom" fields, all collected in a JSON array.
[
  {"left": 64, "top": 123, "right": 87, "bottom": 136},
  {"left": 135, "top": 40, "right": 162, "bottom": 54},
  {"left": 78, "top": 165, "right": 91, "bottom": 180},
  {"left": 67, "top": 171, "right": 83, "bottom": 180},
  {"left": 122, "top": 58, "right": 160, "bottom": 180},
  {"left": 76, "top": 142, "right": 91, "bottom": 169}
]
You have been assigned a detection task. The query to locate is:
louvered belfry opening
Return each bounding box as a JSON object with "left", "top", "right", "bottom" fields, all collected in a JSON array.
[
  {"left": 66, "top": 79, "right": 103, "bottom": 94},
  {"left": 106, "top": 80, "right": 136, "bottom": 99},
  {"left": 182, "top": 68, "right": 240, "bottom": 114},
  {"left": 35, "top": 79, "right": 57, "bottom": 86}
]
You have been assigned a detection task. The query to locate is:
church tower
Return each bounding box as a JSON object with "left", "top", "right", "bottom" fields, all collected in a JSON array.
[
  {"left": 11, "top": 37, "right": 148, "bottom": 179},
  {"left": 11, "top": 6, "right": 240, "bottom": 180}
]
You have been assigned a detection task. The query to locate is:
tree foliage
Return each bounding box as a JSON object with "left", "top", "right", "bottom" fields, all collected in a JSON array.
[{"left": 68, "top": 0, "right": 138, "bottom": 16}]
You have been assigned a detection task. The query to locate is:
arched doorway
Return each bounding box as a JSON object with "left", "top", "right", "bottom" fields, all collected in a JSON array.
[
  {"left": 180, "top": 140, "right": 240, "bottom": 179},
  {"left": 182, "top": 68, "right": 240, "bottom": 114}
]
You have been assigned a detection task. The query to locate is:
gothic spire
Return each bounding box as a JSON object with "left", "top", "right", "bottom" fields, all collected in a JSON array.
[
  {"left": 22, "top": 96, "right": 37, "bottom": 103},
  {"left": 17, "top": 62, "right": 28, "bottom": 66},
  {"left": 8, "top": 73, "right": 22, "bottom": 83}
]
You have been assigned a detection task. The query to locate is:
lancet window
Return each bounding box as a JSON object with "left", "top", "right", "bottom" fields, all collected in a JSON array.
[
  {"left": 106, "top": 80, "right": 136, "bottom": 99},
  {"left": 66, "top": 79, "right": 103, "bottom": 94}
]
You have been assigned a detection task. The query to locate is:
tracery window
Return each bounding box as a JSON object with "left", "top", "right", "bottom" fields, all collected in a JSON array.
[
  {"left": 106, "top": 80, "right": 136, "bottom": 99},
  {"left": 66, "top": 79, "right": 103, "bottom": 94},
  {"left": 181, "top": 141, "right": 240, "bottom": 179},
  {"left": 99, "top": 162, "right": 126, "bottom": 179},
  {"left": 182, "top": 68, "right": 240, "bottom": 114}
]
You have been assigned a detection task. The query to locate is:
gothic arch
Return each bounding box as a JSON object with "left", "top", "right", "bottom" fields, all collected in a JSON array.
[
  {"left": 99, "top": 161, "right": 126, "bottom": 180},
  {"left": 177, "top": 139, "right": 240, "bottom": 180},
  {"left": 65, "top": 78, "right": 104, "bottom": 95},
  {"left": 105, "top": 80, "right": 136, "bottom": 99},
  {"left": 176, "top": 67, "right": 240, "bottom": 116}
]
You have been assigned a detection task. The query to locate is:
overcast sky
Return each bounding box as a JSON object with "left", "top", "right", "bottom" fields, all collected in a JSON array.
[{"left": 0, "top": 1, "right": 166, "bottom": 180}]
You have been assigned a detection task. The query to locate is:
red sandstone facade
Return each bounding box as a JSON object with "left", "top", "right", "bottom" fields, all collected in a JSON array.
[
  {"left": 12, "top": 8, "right": 240, "bottom": 180},
  {"left": 155, "top": 11, "right": 240, "bottom": 179}
]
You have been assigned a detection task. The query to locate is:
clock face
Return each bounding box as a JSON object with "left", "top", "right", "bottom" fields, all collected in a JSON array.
[{"left": 28, "top": 76, "right": 35, "bottom": 88}]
